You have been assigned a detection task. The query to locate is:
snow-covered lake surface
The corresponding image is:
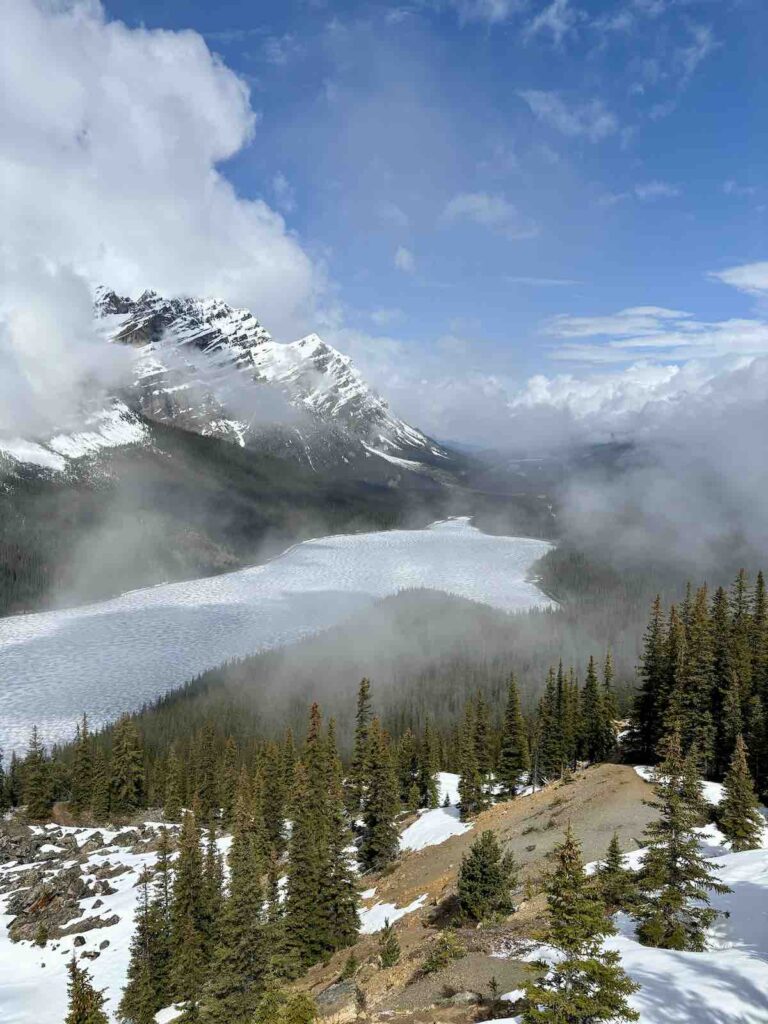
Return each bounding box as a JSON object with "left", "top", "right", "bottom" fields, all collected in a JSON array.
[{"left": 0, "top": 518, "right": 553, "bottom": 752}]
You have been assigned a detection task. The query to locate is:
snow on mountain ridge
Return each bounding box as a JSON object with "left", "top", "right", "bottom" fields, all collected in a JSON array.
[{"left": 97, "top": 288, "right": 443, "bottom": 467}]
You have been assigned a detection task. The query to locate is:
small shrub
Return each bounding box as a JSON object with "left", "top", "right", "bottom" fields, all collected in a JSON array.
[{"left": 422, "top": 930, "right": 466, "bottom": 974}]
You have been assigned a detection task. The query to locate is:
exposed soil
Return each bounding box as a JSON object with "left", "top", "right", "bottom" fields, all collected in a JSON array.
[{"left": 300, "top": 763, "right": 656, "bottom": 1022}]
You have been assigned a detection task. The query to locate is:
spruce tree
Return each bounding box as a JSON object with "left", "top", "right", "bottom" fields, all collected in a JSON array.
[
  {"left": 65, "top": 956, "right": 109, "bottom": 1024},
  {"left": 219, "top": 736, "right": 239, "bottom": 828},
  {"left": 521, "top": 827, "right": 639, "bottom": 1024},
  {"left": 580, "top": 657, "right": 613, "bottom": 764},
  {"left": 598, "top": 832, "right": 633, "bottom": 912},
  {"left": 474, "top": 691, "right": 493, "bottom": 781},
  {"left": 325, "top": 725, "right": 361, "bottom": 949},
  {"left": 458, "top": 699, "right": 486, "bottom": 819},
  {"left": 347, "top": 678, "right": 373, "bottom": 813},
  {"left": 719, "top": 735, "right": 764, "bottom": 852},
  {"left": 200, "top": 809, "right": 267, "bottom": 1022},
  {"left": 110, "top": 716, "right": 144, "bottom": 816},
  {"left": 194, "top": 722, "right": 219, "bottom": 824},
  {"left": 23, "top": 726, "right": 53, "bottom": 820},
  {"left": 602, "top": 651, "right": 618, "bottom": 723},
  {"left": 163, "top": 745, "right": 184, "bottom": 822},
  {"left": 537, "top": 669, "right": 563, "bottom": 779},
  {"left": 635, "top": 732, "right": 730, "bottom": 951},
  {"left": 417, "top": 720, "right": 440, "bottom": 809},
  {"left": 202, "top": 827, "right": 224, "bottom": 955},
  {"left": 498, "top": 675, "right": 530, "bottom": 799},
  {"left": 169, "top": 809, "right": 207, "bottom": 1003},
  {"left": 632, "top": 595, "right": 666, "bottom": 760},
  {"left": 70, "top": 714, "right": 93, "bottom": 815},
  {"left": 378, "top": 918, "right": 401, "bottom": 968},
  {"left": 90, "top": 745, "right": 110, "bottom": 822},
  {"left": 118, "top": 874, "right": 162, "bottom": 1024},
  {"left": 284, "top": 761, "right": 325, "bottom": 973},
  {"left": 457, "top": 829, "right": 517, "bottom": 923},
  {"left": 359, "top": 717, "right": 400, "bottom": 872}
]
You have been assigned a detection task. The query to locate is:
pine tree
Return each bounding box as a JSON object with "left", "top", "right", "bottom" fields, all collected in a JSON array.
[
  {"left": 90, "top": 745, "right": 110, "bottom": 822},
  {"left": 537, "top": 669, "right": 563, "bottom": 779},
  {"left": 169, "top": 809, "right": 207, "bottom": 1003},
  {"left": 719, "top": 735, "right": 764, "bottom": 852},
  {"left": 194, "top": 722, "right": 219, "bottom": 824},
  {"left": 110, "top": 716, "right": 144, "bottom": 816},
  {"left": 521, "top": 827, "right": 639, "bottom": 1024},
  {"left": 498, "top": 675, "right": 530, "bottom": 799},
  {"left": 598, "top": 832, "right": 633, "bottom": 912},
  {"left": 602, "top": 651, "right": 618, "bottom": 723},
  {"left": 218, "top": 736, "right": 239, "bottom": 828},
  {"left": 65, "top": 956, "right": 109, "bottom": 1024},
  {"left": 633, "top": 595, "right": 666, "bottom": 760},
  {"left": 118, "top": 874, "right": 162, "bottom": 1024},
  {"left": 417, "top": 719, "right": 440, "bottom": 809},
  {"left": 359, "top": 717, "right": 400, "bottom": 872},
  {"left": 457, "top": 829, "right": 517, "bottom": 923},
  {"left": 474, "top": 691, "right": 493, "bottom": 781},
  {"left": 200, "top": 809, "right": 267, "bottom": 1022},
  {"left": 579, "top": 657, "right": 613, "bottom": 764},
  {"left": 262, "top": 741, "right": 287, "bottom": 854},
  {"left": 252, "top": 975, "right": 287, "bottom": 1023},
  {"left": 70, "top": 714, "right": 93, "bottom": 815},
  {"left": 378, "top": 918, "right": 401, "bottom": 968},
  {"left": 23, "top": 726, "right": 53, "bottom": 820},
  {"left": 201, "top": 827, "right": 224, "bottom": 955},
  {"left": 163, "top": 745, "right": 184, "bottom": 822},
  {"left": 284, "top": 762, "right": 325, "bottom": 973},
  {"left": 635, "top": 732, "right": 730, "bottom": 951},
  {"left": 458, "top": 699, "right": 486, "bottom": 819},
  {"left": 347, "top": 678, "right": 373, "bottom": 814},
  {"left": 325, "top": 726, "right": 361, "bottom": 949}
]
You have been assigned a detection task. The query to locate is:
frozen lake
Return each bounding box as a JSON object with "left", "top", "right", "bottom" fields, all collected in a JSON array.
[{"left": 0, "top": 518, "right": 553, "bottom": 752}]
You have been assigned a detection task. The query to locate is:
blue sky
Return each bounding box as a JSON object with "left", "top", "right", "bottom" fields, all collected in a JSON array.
[
  {"left": 4, "top": 0, "right": 766, "bottom": 446},
  {"left": 100, "top": 0, "right": 765, "bottom": 382}
]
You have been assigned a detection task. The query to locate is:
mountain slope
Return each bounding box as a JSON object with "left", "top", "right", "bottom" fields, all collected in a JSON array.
[{"left": 96, "top": 288, "right": 453, "bottom": 475}]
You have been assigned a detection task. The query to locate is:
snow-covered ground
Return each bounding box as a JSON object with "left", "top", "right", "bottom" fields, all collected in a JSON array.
[
  {"left": 358, "top": 893, "right": 428, "bottom": 935},
  {"left": 488, "top": 801, "right": 768, "bottom": 1024},
  {"left": 0, "top": 519, "right": 553, "bottom": 753},
  {"left": 400, "top": 772, "right": 473, "bottom": 853}
]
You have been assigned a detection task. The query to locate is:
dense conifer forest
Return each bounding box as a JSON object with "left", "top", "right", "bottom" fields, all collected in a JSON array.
[{"left": 3, "top": 569, "right": 766, "bottom": 1024}]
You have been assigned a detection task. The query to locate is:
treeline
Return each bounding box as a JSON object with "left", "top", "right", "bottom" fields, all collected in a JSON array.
[
  {"left": 59, "top": 695, "right": 766, "bottom": 1024},
  {"left": 629, "top": 569, "right": 768, "bottom": 796},
  {"left": 4, "top": 655, "right": 619, "bottom": 826}
]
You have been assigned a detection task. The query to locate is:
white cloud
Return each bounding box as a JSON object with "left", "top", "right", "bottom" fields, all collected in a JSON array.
[
  {"left": 272, "top": 172, "right": 296, "bottom": 213},
  {"left": 544, "top": 305, "right": 768, "bottom": 364},
  {"left": 0, "top": 0, "right": 320, "bottom": 434},
  {"left": 709, "top": 262, "right": 768, "bottom": 297},
  {"left": 723, "top": 180, "right": 757, "bottom": 198},
  {"left": 442, "top": 193, "right": 539, "bottom": 239},
  {"left": 633, "top": 180, "right": 681, "bottom": 200},
  {"left": 677, "top": 23, "right": 717, "bottom": 84},
  {"left": 394, "top": 246, "right": 416, "bottom": 273},
  {"left": 518, "top": 90, "right": 618, "bottom": 141},
  {"left": 525, "top": 0, "right": 582, "bottom": 47},
  {"left": 264, "top": 33, "right": 302, "bottom": 66},
  {"left": 447, "top": 0, "right": 525, "bottom": 24},
  {"left": 507, "top": 276, "right": 580, "bottom": 286}
]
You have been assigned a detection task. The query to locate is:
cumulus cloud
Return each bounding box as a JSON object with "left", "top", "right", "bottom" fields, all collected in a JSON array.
[
  {"left": 518, "top": 90, "right": 618, "bottom": 141},
  {"left": 442, "top": 193, "right": 539, "bottom": 239},
  {"left": 1, "top": 0, "right": 320, "bottom": 435}
]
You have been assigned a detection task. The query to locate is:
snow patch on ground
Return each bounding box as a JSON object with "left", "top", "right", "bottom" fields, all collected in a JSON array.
[
  {"left": 500, "top": 819, "right": 768, "bottom": 1024},
  {"left": 0, "top": 521, "right": 553, "bottom": 753},
  {"left": 358, "top": 894, "right": 428, "bottom": 935},
  {"left": 634, "top": 766, "right": 725, "bottom": 807},
  {"left": 400, "top": 805, "right": 472, "bottom": 853}
]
